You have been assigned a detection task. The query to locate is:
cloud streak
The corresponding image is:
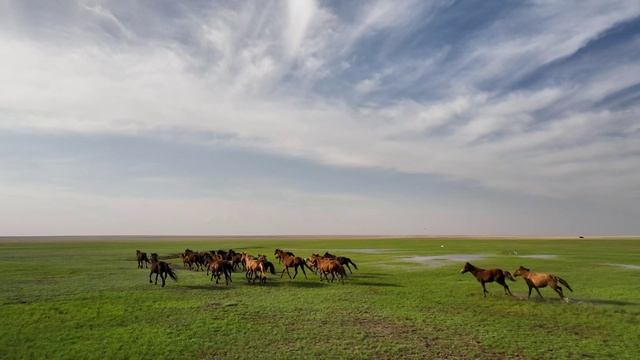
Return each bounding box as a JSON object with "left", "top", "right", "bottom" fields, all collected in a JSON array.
[{"left": 0, "top": 1, "right": 639, "bottom": 234}]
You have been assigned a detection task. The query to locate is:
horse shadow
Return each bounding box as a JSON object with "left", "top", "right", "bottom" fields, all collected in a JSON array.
[{"left": 181, "top": 284, "right": 234, "bottom": 291}]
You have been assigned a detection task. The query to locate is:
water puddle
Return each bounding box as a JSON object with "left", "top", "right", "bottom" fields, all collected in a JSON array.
[
  {"left": 515, "top": 254, "right": 558, "bottom": 260},
  {"left": 400, "top": 254, "right": 490, "bottom": 268},
  {"left": 605, "top": 263, "right": 640, "bottom": 270}
]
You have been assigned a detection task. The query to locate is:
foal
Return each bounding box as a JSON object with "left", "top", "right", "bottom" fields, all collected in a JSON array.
[
  {"left": 513, "top": 266, "right": 573, "bottom": 301},
  {"left": 460, "top": 262, "right": 514, "bottom": 297}
]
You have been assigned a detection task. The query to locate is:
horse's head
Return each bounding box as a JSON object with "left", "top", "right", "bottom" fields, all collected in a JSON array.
[
  {"left": 513, "top": 266, "right": 529, "bottom": 277},
  {"left": 274, "top": 249, "right": 280, "bottom": 255},
  {"left": 460, "top": 262, "right": 473, "bottom": 273}
]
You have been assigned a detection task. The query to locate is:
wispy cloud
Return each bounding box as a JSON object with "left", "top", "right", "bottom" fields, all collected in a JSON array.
[{"left": 0, "top": 1, "right": 639, "bottom": 234}]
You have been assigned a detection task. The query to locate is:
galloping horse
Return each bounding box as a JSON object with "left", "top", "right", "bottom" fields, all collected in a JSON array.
[
  {"left": 309, "top": 254, "right": 346, "bottom": 284},
  {"left": 323, "top": 252, "right": 358, "bottom": 273},
  {"left": 460, "top": 262, "right": 514, "bottom": 297},
  {"left": 206, "top": 256, "right": 233, "bottom": 286},
  {"left": 136, "top": 250, "right": 149, "bottom": 269},
  {"left": 241, "top": 253, "right": 274, "bottom": 284},
  {"left": 274, "top": 248, "right": 295, "bottom": 264},
  {"left": 274, "top": 249, "right": 309, "bottom": 279},
  {"left": 149, "top": 253, "right": 177, "bottom": 287},
  {"left": 513, "top": 266, "right": 573, "bottom": 301}
]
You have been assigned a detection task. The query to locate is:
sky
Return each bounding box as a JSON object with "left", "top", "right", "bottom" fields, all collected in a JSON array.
[{"left": 0, "top": 0, "right": 639, "bottom": 236}]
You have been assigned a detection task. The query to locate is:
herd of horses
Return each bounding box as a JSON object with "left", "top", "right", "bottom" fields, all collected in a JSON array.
[
  {"left": 136, "top": 249, "right": 572, "bottom": 301},
  {"left": 135, "top": 248, "right": 359, "bottom": 287}
]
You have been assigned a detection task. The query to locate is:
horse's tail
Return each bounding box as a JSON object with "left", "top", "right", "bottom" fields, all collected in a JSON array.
[
  {"left": 348, "top": 258, "right": 358, "bottom": 270},
  {"left": 556, "top": 276, "right": 572, "bottom": 292},
  {"left": 167, "top": 265, "right": 178, "bottom": 281},
  {"left": 504, "top": 271, "right": 516, "bottom": 281},
  {"left": 266, "top": 261, "right": 276, "bottom": 274}
]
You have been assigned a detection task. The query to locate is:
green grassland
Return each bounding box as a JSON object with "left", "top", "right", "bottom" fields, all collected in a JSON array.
[{"left": 1, "top": 237, "right": 639, "bottom": 359}]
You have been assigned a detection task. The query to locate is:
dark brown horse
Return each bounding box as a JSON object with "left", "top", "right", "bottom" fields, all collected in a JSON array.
[
  {"left": 136, "top": 250, "right": 149, "bottom": 269},
  {"left": 149, "top": 253, "right": 177, "bottom": 287},
  {"left": 513, "top": 266, "right": 573, "bottom": 301},
  {"left": 274, "top": 249, "right": 309, "bottom": 279},
  {"left": 460, "top": 262, "right": 514, "bottom": 297},
  {"left": 323, "top": 252, "right": 358, "bottom": 273}
]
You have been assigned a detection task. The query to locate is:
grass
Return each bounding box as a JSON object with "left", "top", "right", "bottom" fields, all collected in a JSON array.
[{"left": 1, "top": 237, "right": 639, "bottom": 359}]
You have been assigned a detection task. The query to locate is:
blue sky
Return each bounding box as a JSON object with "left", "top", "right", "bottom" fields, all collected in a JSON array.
[{"left": 0, "top": 1, "right": 639, "bottom": 235}]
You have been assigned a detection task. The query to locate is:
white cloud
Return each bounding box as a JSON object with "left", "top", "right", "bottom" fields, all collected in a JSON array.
[{"left": 0, "top": 0, "right": 639, "bottom": 207}]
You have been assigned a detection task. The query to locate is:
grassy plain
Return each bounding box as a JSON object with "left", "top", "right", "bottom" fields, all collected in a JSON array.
[{"left": 0, "top": 237, "right": 639, "bottom": 359}]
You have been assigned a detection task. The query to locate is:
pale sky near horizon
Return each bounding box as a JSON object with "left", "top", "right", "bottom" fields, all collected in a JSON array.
[{"left": 1, "top": 1, "right": 639, "bottom": 236}]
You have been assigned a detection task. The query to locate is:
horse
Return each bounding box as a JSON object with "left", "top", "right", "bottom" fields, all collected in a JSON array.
[
  {"left": 274, "top": 248, "right": 295, "bottom": 264},
  {"left": 206, "top": 257, "right": 233, "bottom": 286},
  {"left": 460, "top": 262, "right": 514, "bottom": 297},
  {"left": 149, "top": 253, "right": 177, "bottom": 287},
  {"left": 274, "top": 249, "right": 309, "bottom": 279},
  {"left": 241, "top": 253, "right": 269, "bottom": 284},
  {"left": 309, "top": 254, "right": 346, "bottom": 284},
  {"left": 136, "top": 250, "right": 149, "bottom": 269},
  {"left": 513, "top": 266, "right": 573, "bottom": 301},
  {"left": 323, "top": 252, "right": 358, "bottom": 273}
]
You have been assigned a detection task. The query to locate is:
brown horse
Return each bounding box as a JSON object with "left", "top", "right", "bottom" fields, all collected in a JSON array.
[
  {"left": 309, "top": 254, "right": 346, "bottom": 284},
  {"left": 149, "top": 253, "right": 177, "bottom": 287},
  {"left": 136, "top": 250, "right": 149, "bottom": 269},
  {"left": 274, "top": 248, "right": 295, "bottom": 264},
  {"left": 241, "top": 253, "right": 272, "bottom": 284},
  {"left": 460, "top": 262, "right": 514, "bottom": 297},
  {"left": 323, "top": 252, "right": 358, "bottom": 273},
  {"left": 513, "top": 266, "right": 573, "bottom": 301},
  {"left": 274, "top": 249, "right": 309, "bottom": 279},
  {"left": 206, "top": 257, "right": 233, "bottom": 286}
]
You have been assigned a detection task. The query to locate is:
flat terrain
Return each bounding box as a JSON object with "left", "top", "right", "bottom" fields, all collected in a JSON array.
[{"left": 1, "top": 237, "right": 639, "bottom": 359}]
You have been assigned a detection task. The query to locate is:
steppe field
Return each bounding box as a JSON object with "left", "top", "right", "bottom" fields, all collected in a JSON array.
[{"left": 1, "top": 237, "right": 639, "bottom": 359}]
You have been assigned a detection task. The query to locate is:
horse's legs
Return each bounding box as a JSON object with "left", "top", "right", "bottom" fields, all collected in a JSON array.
[
  {"left": 345, "top": 263, "right": 352, "bottom": 274},
  {"left": 300, "top": 264, "right": 308, "bottom": 279},
  {"left": 280, "top": 267, "right": 287, "bottom": 278},
  {"left": 161, "top": 273, "right": 166, "bottom": 287},
  {"left": 553, "top": 285, "right": 565, "bottom": 299},
  {"left": 292, "top": 265, "right": 298, "bottom": 279},
  {"left": 149, "top": 270, "right": 153, "bottom": 283},
  {"left": 481, "top": 282, "right": 488, "bottom": 297},
  {"left": 286, "top": 266, "right": 292, "bottom": 279},
  {"left": 534, "top": 287, "right": 544, "bottom": 299},
  {"left": 527, "top": 286, "right": 532, "bottom": 299},
  {"left": 498, "top": 278, "right": 513, "bottom": 296}
]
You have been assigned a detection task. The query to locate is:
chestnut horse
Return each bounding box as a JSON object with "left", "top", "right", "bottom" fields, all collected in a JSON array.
[
  {"left": 513, "top": 266, "right": 573, "bottom": 300},
  {"left": 309, "top": 254, "right": 346, "bottom": 284},
  {"left": 323, "top": 252, "right": 358, "bottom": 274},
  {"left": 136, "top": 250, "right": 149, "bottom": 269},
  {"left": 274, "top": 249, "right": 309, "bottom": 279},
  {"left": 206, "top": 256, "right": 233, "bottom": 286},
  {"left": 149, "top": 253, "right": 177, "bottom": 287},
  {"left": 241, "top": 253, "right": 275, "bottom": 284},
  {"left": 274, "top": 248, "right": 295, "bottom": 264},
  {"left": 460, "top": 262, "right": 514, "bottom": 297}
]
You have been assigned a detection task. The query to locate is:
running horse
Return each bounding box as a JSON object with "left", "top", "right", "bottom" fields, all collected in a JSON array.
[
  {"left": 460, "top": 262, "right": 515, "bottom": 297},
  {"left": 274, "top": 249, "right": 310, "bottom": 279},
  {"left": 513, "top": 266, "right": 573, "bottom": 301},
  {"left": 136, "top": 250, "right": 150, "bottom": 269},
  {"left": 149, "top": 253, "right": 178, "bottom": 287}
]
